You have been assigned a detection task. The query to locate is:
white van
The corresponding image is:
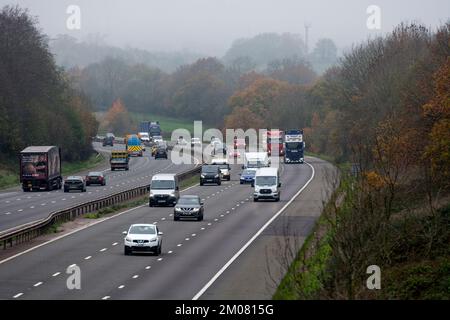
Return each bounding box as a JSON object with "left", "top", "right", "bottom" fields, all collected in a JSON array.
[
  {"left": 149, "top": 174, "right": 179, "bottom": 207},
  {"left": 253, "top": 167, "right": 281, "bottom": 202},
  {"left": 243, "top": 152, "right": 269, "bottom": 169}
]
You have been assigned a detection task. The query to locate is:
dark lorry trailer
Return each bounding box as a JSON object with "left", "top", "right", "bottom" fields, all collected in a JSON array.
[{"left": 20, "top": 146, "right": 62, "bottom": 191}]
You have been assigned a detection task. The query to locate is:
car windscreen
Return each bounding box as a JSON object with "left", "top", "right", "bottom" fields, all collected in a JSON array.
[
  {"left": 151, "top": 180, "right": 175, "bottom": 189},
  {"left": 178, "top": 197, "right": 200, "bottom": 205},
  {"left": 243, "top": 170, "right": 256, "bottom": 176},
  {"left": 218, "top": 164, "right": 229, "bottom": 170},
  {"left": 255, "top": 176, "right": 277, "bottom": 186},
  {"left": 202, "top": 165, "right": 218, "bottom": 173},
  {"left": 129, "top": 225, "right": 156, "bottom": 235}
]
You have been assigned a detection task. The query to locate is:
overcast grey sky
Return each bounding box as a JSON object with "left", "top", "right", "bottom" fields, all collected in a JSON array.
[{"left": 2, "top": 0, "right": 449, "bottom": 55}]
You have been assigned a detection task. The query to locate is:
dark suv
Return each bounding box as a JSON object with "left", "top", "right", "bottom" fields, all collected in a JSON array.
[
  {"left": 154, "top": 146, "right": 168, "bottom": 159},
  {"left": 64, "top": 176, "right": 86, "bottom": 192},
  {"left": 200, "top": 165, "right": 221, "bottom": 186},
  {"left": 174, "top": 195, "right": 204, "bottom": 221}
]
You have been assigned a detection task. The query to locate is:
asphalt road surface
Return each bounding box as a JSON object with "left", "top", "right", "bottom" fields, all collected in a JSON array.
[{"left": 0, "top": 157, "right": 330, "bottom": 300}]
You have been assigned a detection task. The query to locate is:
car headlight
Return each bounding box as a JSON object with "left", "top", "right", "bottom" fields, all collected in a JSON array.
[
  {"left": 192, "top": 208, "right": 199, "bottom": 212},
  {"left": 149, "top": 192, "right": 154, "bottom": 198},
  {"left": 125, "top": 237, "right": 131, "bottom": 242},
  {"left": 201, "top": 174, "right": 205, "bottom": 178},
  {"left": 169, "top": 192, "right": 175, "bottom": 197},
  {"left": 175, "top": 207, "right": 182, "bottom": 212},
  {"left": 150, "top": 238, "right": 157, "bottom": 242},
  {"left": 214, "top": 174, "right": 219, "bottom": 178}
]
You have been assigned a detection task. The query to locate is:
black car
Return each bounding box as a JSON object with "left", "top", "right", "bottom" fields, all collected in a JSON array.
[
  {"left": 174, "top": 195, "right": 204, "bottom": 221},
  {"left": 64, "top": 176, "right": 86, "bottom": 192},
  {"left": 86, "top": 171, "right": 106, "bottom": 186},
  {"left": 154, "top": 147, "right": 168, "bottom": 159},
  {"left": 200, "top": 165, "right": 221, "bottom": 186},
  {"left": 102, "top": 134, "right": 114, "bottom": 146}
]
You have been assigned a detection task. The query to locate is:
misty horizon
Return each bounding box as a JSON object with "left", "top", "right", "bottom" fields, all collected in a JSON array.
[{"left": 2, "top": 0, "right": 449, "bottom": 57}]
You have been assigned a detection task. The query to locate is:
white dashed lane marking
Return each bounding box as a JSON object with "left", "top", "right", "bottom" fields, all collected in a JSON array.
[{"left": 13, "top": 293, "right": 23, "bottom": 299}]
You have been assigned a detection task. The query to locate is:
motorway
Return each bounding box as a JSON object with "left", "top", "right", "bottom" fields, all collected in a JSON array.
[
  {"left": 0, "top": 156, "right": 328, "bottom": 300},
  {"left": 0, "top": 142, "right": 196, "bottom": 233}
]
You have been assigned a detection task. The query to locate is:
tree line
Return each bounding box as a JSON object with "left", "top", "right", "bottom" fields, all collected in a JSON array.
[
  {"left": 275, "top": 22, "right": 450, "bottom": 300},
  {"left": 0, "top": 6, "right": 98, "bottom": 163}
]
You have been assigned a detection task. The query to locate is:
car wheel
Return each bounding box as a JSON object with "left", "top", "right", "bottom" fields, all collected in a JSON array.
[
  {"left": 200, "top": 181, "right": 203, "bottom": 186},
  {"left": 240, "top": 181, "right": 243, "bottom": 184},
  {"left": 253, "top": 198, "right": 258, "bottom": 202},
  {"left": 174, "top": 216, "right": 179, "bottom": 221},
  {"left": 198, "top": 214, "right": 203, "bottom": 221},
  {"left": 149, "top": 202, "right": 153, "bottom": 207},
  {"left": 124, "top": 247, "right": 131, "bottom": 255},
  {"left": 64, "top": 189, "right": 68, "bottom": 193}
]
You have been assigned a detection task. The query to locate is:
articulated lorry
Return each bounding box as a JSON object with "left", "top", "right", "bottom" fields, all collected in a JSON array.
[
  {"left": 20, "top": 146, "right": 62, "bottom": 191},
  {"left": 267, "top": 130, "right": 284, "bottom": 156},
  {"left": 284, "top": 129, "right": 305, "bottom": 164},
  {"left": 139, "top": 121, "right": 161, "bottom": 138},
  {"left": 110, "top": 150, "right": 129, "bottom": 171}
]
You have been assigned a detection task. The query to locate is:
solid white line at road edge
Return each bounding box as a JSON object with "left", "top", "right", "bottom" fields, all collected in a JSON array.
[{"left": 192, "top": 161, "right": 315, "bottom": 300}]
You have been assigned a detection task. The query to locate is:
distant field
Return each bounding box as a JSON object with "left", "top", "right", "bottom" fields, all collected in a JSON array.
[
  {"left": 130, "top": 112, "right": 196, "bottom": 138},
  {"left": 96, "top": 111, "right": 213, "bottom": 139}
]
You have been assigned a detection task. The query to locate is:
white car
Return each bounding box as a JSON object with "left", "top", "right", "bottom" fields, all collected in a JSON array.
[
  {"left": 177, "top": 137, "right": 188, "bottom": 145},
  {"left": 191, "top": 137, "right": 202, "bottom": 146},
  {"left": 123, "top": 224, "right": 163, "bottom": 255},
  {"left": 153, "top": 135, "right": 163, "bottom": 144}
]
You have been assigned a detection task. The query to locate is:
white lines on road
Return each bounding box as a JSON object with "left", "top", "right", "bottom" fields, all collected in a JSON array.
[
  {"left": 185, "top": 238, "right": 190, "bottom": 241},
  {"left": 112, "top": 242, "right": 118, "bottom": 246},
  {"left": 17, "top": 209, "right": 23, "bottom": 212},
  {"left": 192, "top": 161, "right": 316, "bottom": 300},
  {"left": 62, "top": 198, "right": 66, "bottom": 201},
  {"left": 52, "top": 272, "right": 60, "bottom": 277},
  {"left": 33, "top": 282, "right": 43, "bottom": 287},
  {"left": 41, "top": 203, "right": 46, "bottom": 206},
  {"left": 51, "top": 201, "right": 56, "bottom": 204},
  {"left": 168, "top": 251, "right": 173, "bottom": 254},
  {"left": 13, "top": 293, "right": 23, "bottom": 299},
  {"left": 177, "top": 244, "right": 182, "bottom": 247},
  {"left": 85, "top": 256, "right": 92, "bottom": 260},
  {"left": 220, "top": 214, "right": 224, "bottom": 217},
  {"left": 226, "top": 211, "right": 230, "bottom": 214},
  {"left": 100, "top": 248, "right": 107, "bottom": 252},
  {"left": 161, "top": 217, "right": 166, "bottom": 221},
  {"left": 191, "top": 233, "right": 196, "bottom": 237},
  {"left": 132, "top": 275, "right": 139, "bottom": 279},
  {"left": 118, "top": 285, "right": 125, "bottom": 289},
  {"left": 157, "top": 258, "right": 163, "bottom": 261},
  {"left": 231, "top": 207, "right": 235, "bottom": 210},
  {"left": 5, "top": 212, "right": 11, "bottom": 215},
  {"left": 145, "top": 266, "right": 151, "bottom": 270},
  {"left": 207, "top": 223, "right": 212, "bottom": 226},
  {"left": 214, "top": 218, "right": 218, "bottom": 221},
  {"left": 102, "top": 296, "right": 111, "bottom": 300}
]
